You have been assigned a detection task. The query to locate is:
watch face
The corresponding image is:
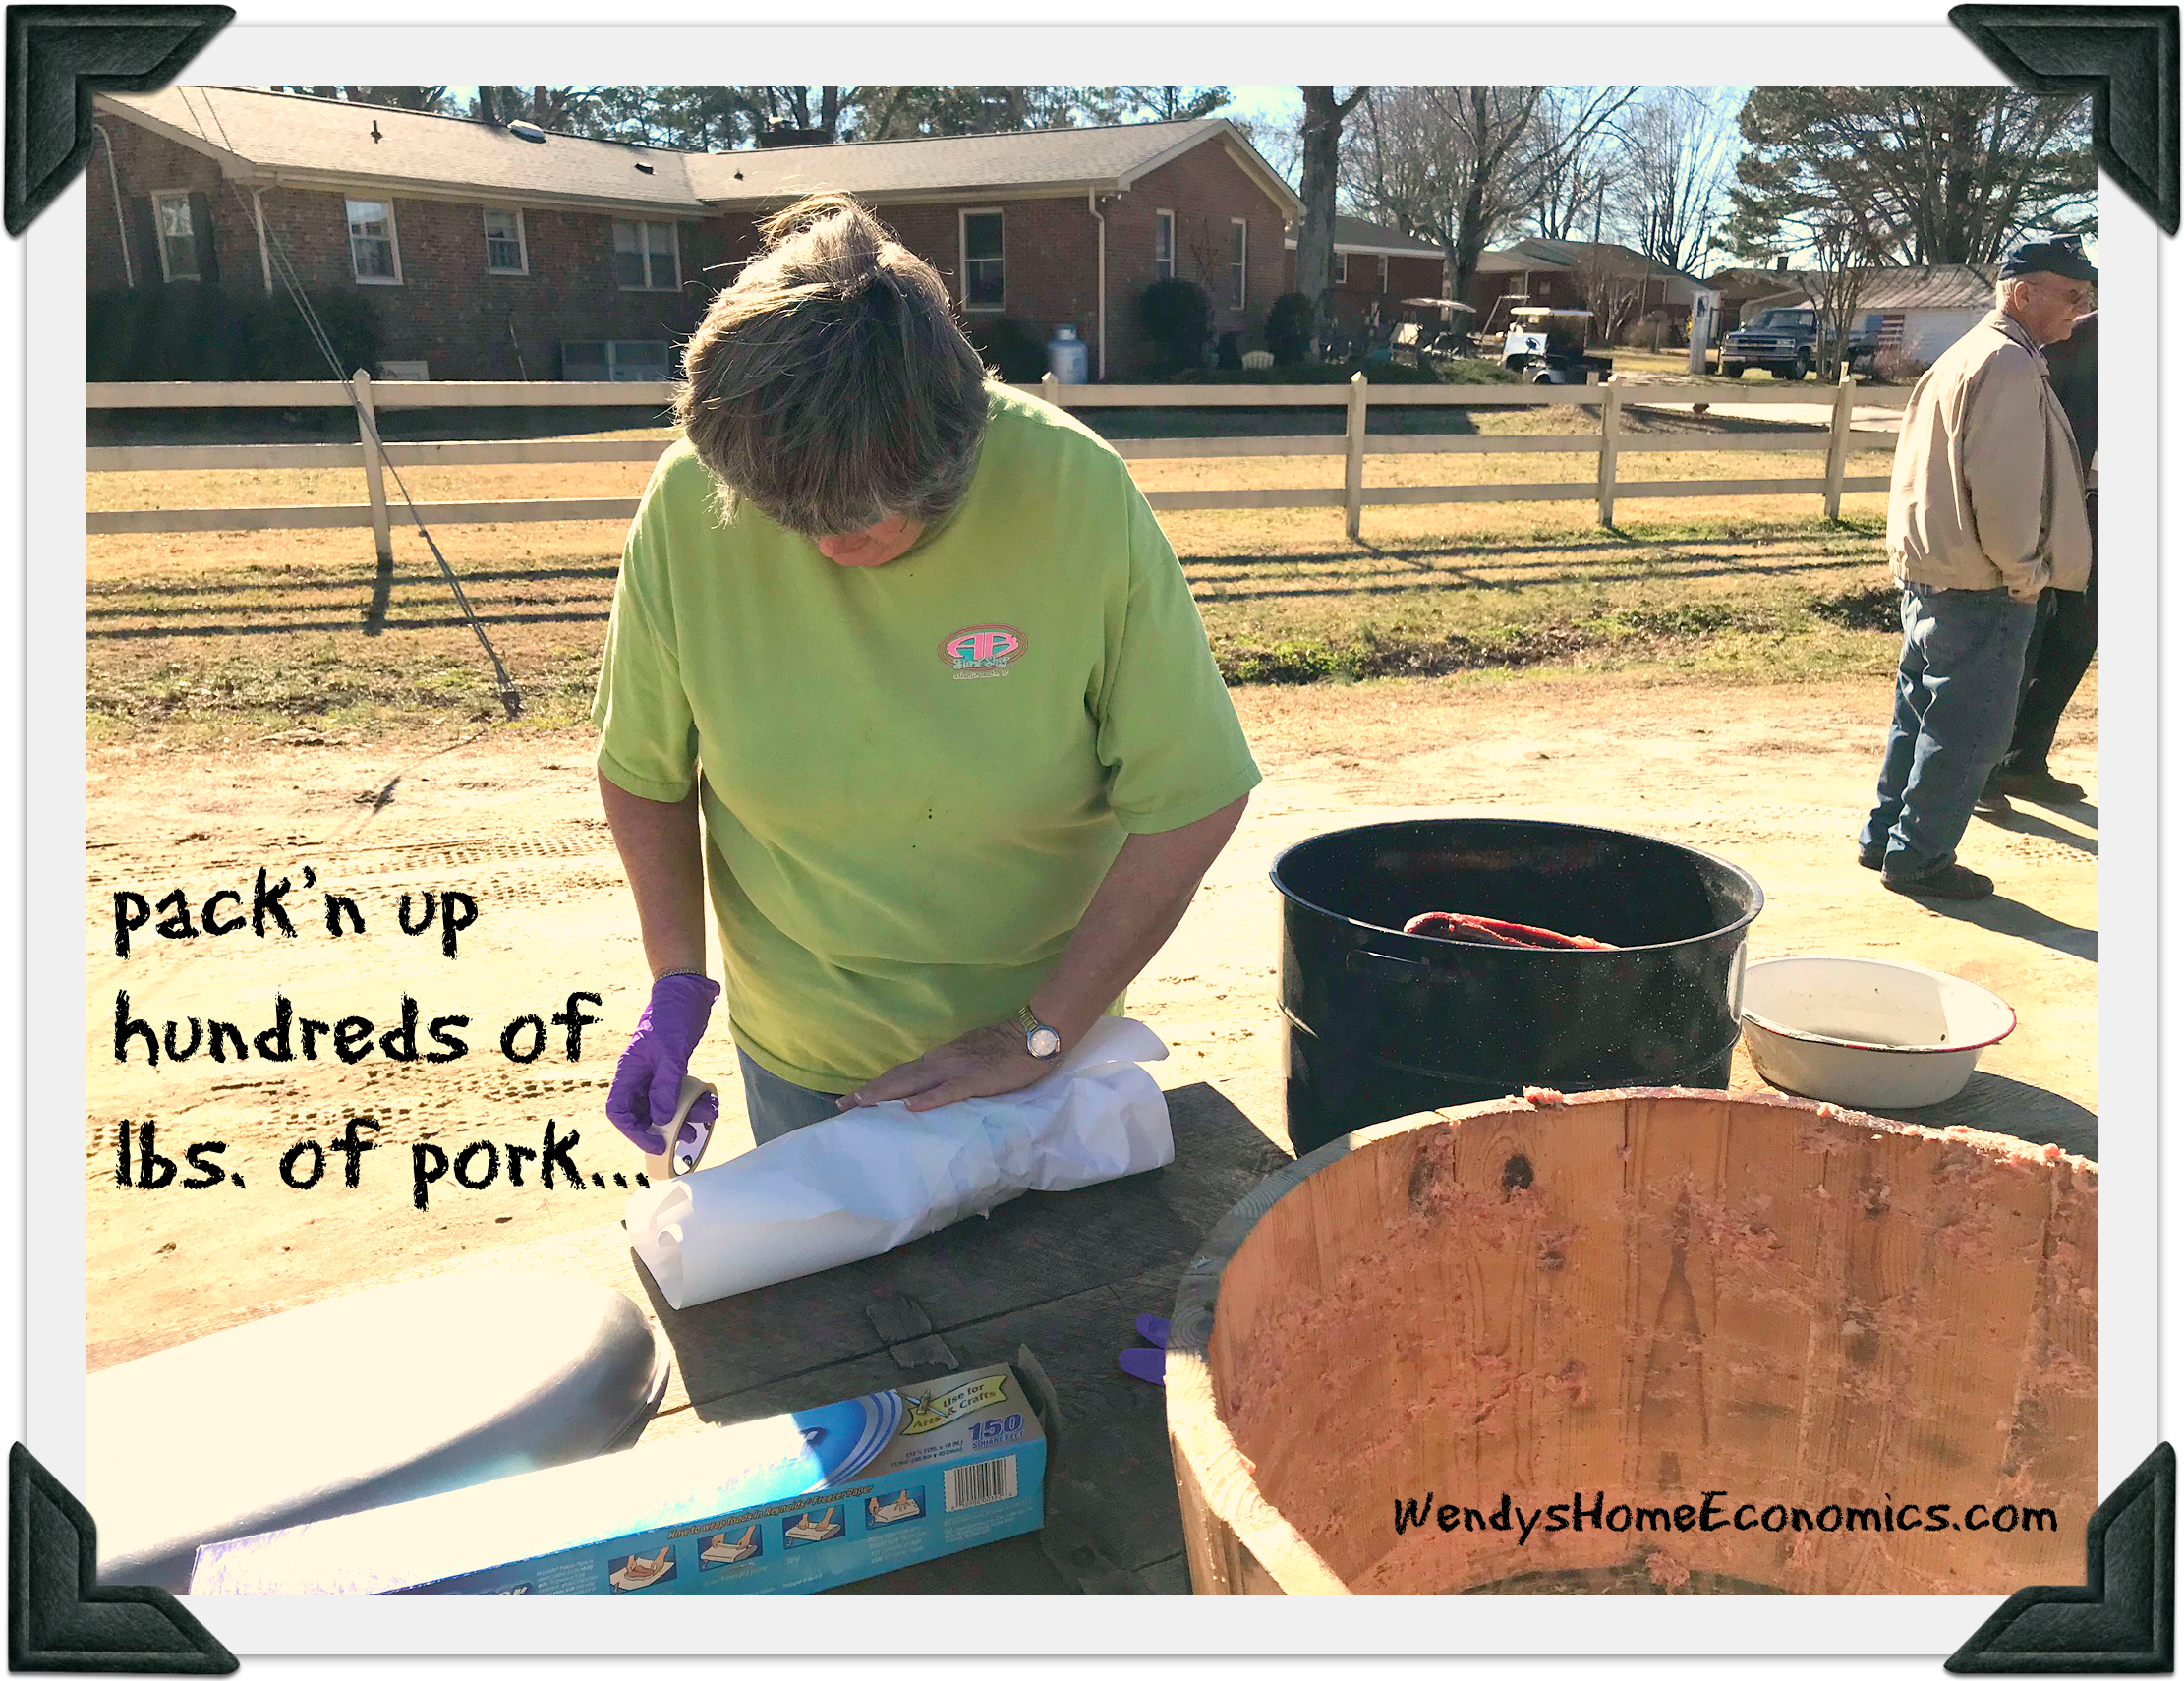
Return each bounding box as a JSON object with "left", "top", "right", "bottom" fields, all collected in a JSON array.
[{"left": 1028, "top": 1027, "right": 1062, "bottom": 1059}]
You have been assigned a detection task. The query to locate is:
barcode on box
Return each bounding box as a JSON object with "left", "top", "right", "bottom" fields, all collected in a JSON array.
[{"left": 943, "top": 1455, "right": 1018, "bottom": 1512}]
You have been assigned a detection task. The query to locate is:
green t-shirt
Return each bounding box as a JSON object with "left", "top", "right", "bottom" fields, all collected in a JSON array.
[{"left": 592, "top": 382, "right": 1262, "bottom": 1090}]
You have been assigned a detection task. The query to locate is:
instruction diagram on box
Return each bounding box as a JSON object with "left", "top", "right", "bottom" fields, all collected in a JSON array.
[
  {"left": 864, "top": 1487, "right": 925, "bottom": 1527},
  {"left": 608, "top": 1545, "right": 678, "bottom": 1592},
  {"left": 699, "top": 1526, "right": 762, "bottom": 1567},
  {"left": 782, "top": 1505, "right": 843, "bottom": 1546}
]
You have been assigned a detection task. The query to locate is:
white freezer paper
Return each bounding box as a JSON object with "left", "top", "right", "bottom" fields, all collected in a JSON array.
[{"left": 624, "top": 1016, "right": 1174, "bottom": 1309}]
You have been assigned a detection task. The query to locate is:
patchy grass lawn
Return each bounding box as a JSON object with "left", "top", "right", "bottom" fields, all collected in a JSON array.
[{"left": 86, "top": 427, "right": 1905, "bottom": 746}]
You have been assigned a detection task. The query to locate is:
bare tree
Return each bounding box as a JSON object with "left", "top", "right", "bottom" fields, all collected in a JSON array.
[
  {"left": 1346, "top": 86, "right": 1544, "bottom": 319},
  {"left": 1296, "top": 87, "right": 1369, "bottom": 357},
  {"left": 1349, "top": 86, "right": 1641, "bottom": 316},
  {"left": 1572, "top": 247, "right": 1646, "bottom": 346},
  {"left": 1616, "top": 87, "right": 1738, "bottom": 274},
  {"left": 1109, "top": 86, "right": 1231, "bottom": 122},
  {"left": 1527, "top": 86, "right": 1637, "bottom": 242},
  {"left": 470, "top": 86, "right": 612, "bottom": 130},
  {"left": 1807, "top": 213, "right": 1872, "bottom": 379}
]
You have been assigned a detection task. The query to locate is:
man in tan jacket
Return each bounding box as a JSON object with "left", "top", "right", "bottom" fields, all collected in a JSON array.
[{"left": 1858, "top": 238, "right": 2095, "bottom": 899}]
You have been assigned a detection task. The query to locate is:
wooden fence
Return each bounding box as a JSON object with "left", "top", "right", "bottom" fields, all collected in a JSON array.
[{"left": 85, "top": 370, "right": 1902, "bottom": 558}]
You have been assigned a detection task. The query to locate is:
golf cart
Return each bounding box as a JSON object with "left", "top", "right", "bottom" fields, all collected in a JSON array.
[
  {"left": 1397, "top": 298, "right": 1477, "bottom": 363},
  {"left": 1500, "top": 307, "right": 1614, "bottom": 384}
]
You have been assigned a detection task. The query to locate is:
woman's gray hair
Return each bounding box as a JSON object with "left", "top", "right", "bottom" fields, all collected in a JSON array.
[{"left": 674, "top": 193, "right": 994, "bottom": 540}]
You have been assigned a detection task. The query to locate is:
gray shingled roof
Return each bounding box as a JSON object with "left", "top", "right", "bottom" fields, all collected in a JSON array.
[
  {"left": 1741, "top": 264, "right": 1999, "bottom": 314},
  {"left": 685, "top": 118, "right": 1299, "bottom": 214},
  {"left": 1856, "top": 264, "right": 1998, "bottom": 310},
  {"left": 1282, "top": 215, "right": 1443, "bottom": 257},
  {"left": 97, "top": 88, "right": 1301, "bottom": 221},
  {"left": 1485, "top": 237, "right": 1699, "bottom": 282},
  {"left": 99, "top": 86, "right": 703, "bottom": 214}
]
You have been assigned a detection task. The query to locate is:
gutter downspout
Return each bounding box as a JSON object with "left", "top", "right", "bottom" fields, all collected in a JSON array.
[
  {"left": 252, "top": 187, "right": 272, "bottom": 295},
  {"left": 90, "top": 122, "right": 132, "bottom": 288},
  {"left": 1088, "top": 187, "right": 1106, "bottom": 382}
]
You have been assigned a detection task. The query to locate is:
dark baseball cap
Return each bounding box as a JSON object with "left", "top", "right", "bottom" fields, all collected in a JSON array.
[{"left": 2000, "top": 235, "right": 2098, "bottom": 285}]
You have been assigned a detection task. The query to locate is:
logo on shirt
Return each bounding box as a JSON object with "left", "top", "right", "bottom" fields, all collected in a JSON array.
[{"left": 940, "top": 623, "right": 1023, "bottom": 680}]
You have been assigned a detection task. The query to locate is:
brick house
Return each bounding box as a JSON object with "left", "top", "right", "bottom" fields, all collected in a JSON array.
[
  {"left": 1280, "top": 215, "right": 1450, "bottom": 328},
  {"left": 691, "top": 121, "right": 1300, "bottom": 377},
  {"left": 87, "top": 86, "right": 1302, "bottom": 382},
  {"left": 1469, "top": 238, "right": 1706, "bottom": 341}
]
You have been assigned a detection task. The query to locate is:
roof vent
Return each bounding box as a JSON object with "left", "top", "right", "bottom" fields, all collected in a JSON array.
[
  {"left": 634, "top": 161, "right": 654, "bottom": 174},
  {"left": 507, "top": 120, "right": 546, "bottom": 144}
]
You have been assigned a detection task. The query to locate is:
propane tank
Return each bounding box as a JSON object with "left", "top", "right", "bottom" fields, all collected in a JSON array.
[{"left": 1045, "top": 324, "right": 1090, "bottom": 385}]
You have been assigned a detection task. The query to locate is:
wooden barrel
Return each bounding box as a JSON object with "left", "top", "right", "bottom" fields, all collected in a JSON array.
[{"left": 1167, "top": 1088, "right": 2097, "bottom": 1595}]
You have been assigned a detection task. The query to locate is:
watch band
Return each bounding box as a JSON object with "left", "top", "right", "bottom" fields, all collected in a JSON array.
[{"left": 1014, "top": 1004, "right": 1063, "bottom": 1058}]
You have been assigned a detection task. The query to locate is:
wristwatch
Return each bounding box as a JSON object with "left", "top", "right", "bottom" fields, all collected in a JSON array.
[{"left": 1013, "top": 1004, "right": 1063, "bottom": 1061}]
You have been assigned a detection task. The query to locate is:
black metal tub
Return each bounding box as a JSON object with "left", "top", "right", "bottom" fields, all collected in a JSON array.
[{"left": 1272, "top": 818, "right": 1763, "bottom": 1155}]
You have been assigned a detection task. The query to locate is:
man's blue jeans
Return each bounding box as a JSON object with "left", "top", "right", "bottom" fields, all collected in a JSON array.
[{"left": 1860, "top": 583, "right": 2040, "bottom": 878}]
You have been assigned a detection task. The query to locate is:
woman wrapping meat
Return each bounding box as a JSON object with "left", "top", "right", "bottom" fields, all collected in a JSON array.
[{"left": 592, "top": 193, "right": 1260, "bottom": 1155}]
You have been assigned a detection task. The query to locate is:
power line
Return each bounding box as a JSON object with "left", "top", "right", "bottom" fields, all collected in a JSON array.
[{"left": 166, "top": 87, "right": 524, "bottom": 720}]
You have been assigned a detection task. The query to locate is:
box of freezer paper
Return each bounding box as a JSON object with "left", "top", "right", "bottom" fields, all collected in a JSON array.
[{"left": 188, "top": 1363, "right": 1046, "bottom": 1596}]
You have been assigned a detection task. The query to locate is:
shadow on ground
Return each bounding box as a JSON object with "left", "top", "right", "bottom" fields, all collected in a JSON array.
[
  {"left": 1919, "top": 893, "right": 2098, "bottom": 962},
  {"left": 1860, "top": 1069, "right": 2098, "bottom": 1162}
]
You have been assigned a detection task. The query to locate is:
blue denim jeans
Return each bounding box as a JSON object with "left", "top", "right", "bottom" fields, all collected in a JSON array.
[
  {"left": 1860, "top": 582, "right": 2040, "bottom": 877},
  {"left": 736, "top": 1046, "right": 847, "bottom": 1145}
]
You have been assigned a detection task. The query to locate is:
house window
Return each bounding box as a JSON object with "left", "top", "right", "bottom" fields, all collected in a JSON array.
[
  {"left": 613, "top": 220, "right": 680, "bottom": 291},
  {"left": 1154, "top": 210, "right": 1175, "bottom": 281},
  {"left": 1379, "top": 255, "right": 1390, "bottom": 293},
  {"left": 561, "top": 339, "right": 673, "bottom": 381},
  {"left": 1334, "top": 250, "right": 1348, "bottom": 285},
  {"left": 1231, "top": 219, "right": 1248, "bottom": 310},
  {"left": 346, "top": 199, "right": 401, "bottom": 284},
  {"left": 151, "top": 192, "right": 201, "bottom": 282},
  {"left": 961, "top": 209, "right": 1004, "bottom": 311},
  {"left": 484, "top": 206, "right": 528, "bottom": 275}
]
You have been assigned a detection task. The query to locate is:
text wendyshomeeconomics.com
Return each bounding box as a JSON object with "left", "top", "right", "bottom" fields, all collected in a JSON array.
[{"left": 1393, "top": 1490, "right": 2058, "bottom": 1543}]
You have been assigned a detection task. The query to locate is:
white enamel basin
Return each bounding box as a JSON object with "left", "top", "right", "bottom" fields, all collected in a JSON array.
[{"left": 1739, "top": 955, "right": 2017, "bottom": 1109}]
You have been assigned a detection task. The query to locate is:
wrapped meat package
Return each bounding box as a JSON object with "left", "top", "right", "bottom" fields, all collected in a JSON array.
[{"left": 624, "top": 1017, "right": 1174, "bottom": 1309}]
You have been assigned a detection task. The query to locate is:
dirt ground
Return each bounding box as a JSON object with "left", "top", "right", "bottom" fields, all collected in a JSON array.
[{"left": 84, "top": 670, "right": 2098, "bottom": 1372}]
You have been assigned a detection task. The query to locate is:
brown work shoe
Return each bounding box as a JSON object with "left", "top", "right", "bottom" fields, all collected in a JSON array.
[{"left": 1882, "top": 860, "right": 1994, "bottom": 899}]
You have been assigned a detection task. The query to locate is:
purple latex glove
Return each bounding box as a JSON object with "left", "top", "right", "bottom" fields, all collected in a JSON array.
[{"left": 606, "top": 972, "right": 720, "bottom": 1154}]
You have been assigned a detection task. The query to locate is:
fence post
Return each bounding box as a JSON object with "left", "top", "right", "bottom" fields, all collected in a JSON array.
[
  {"left": 1596, "top": 375, "right": 1622, "bottom": 528},
  {"left": 1345, "top": 372, "right": 1368, "bottom": 541},
  {"left": 1041, "top": 371, "right": 1060, "bottom": 409},
  {"left": 1822, "top": 370, "right": 1858, "bottom": 520},
  {"left": 353, "top": 368, "right": 393, "bottom": 567}
]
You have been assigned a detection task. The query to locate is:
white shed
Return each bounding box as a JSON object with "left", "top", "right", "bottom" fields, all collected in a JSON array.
[
  {"left": 1740, "top": 264, "right": 1998, "bottom": 368},
  {"left": 1858, "top": 265, "right": 1997, "bottom": 363}
]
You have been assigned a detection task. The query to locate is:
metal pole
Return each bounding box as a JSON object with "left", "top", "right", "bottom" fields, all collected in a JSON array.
[
  {"left": 1596, "top": 376, "right": 1622, "bottom": 527},
  {"left": 1823, "top": 370, "right": 1858, "bottom": 520},
  {"left": 1345, "top": 372, "right": 1368, "bottom": 541},
  {"left": 91, "top": 124, "right": 133, "bottom": 288},
  {"left": 252, "top": 188, "right": 272, "bottom": 296},
  {"left": 354, "top": 368, "right": 393, "bottom": 568}
]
